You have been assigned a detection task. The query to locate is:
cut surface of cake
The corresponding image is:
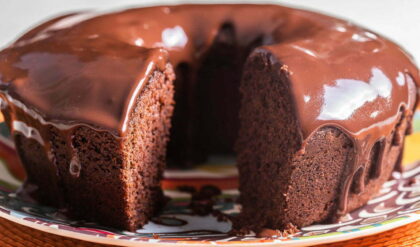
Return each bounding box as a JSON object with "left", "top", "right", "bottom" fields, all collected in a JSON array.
[{"left": 0, "top": 4, "right": 418, "bottom": 232}]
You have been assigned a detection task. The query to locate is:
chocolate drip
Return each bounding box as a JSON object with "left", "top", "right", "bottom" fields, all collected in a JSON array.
[
  {"left": 0, "top": 4, "right": 419, "bottom": 216},
  {"left": 368, "top": 139, "right": 385, "bottom": 180}
]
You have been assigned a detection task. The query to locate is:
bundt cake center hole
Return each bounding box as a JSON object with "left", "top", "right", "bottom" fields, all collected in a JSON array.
[{"left": 166, "top": 23, "right": 265, "bottom": 167}]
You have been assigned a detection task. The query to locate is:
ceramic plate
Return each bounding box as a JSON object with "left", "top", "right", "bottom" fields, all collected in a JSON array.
[
  {"left": 0, "top": 152, "right": 419, "bottom": 246},
  {"left": 0, "top": 109, "right": 420, "bottom": 246}
]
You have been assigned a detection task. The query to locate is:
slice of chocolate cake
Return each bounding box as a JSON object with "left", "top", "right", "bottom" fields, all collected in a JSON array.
[{"left": 0, "top": 40, "right": 175, "bottom": 230}]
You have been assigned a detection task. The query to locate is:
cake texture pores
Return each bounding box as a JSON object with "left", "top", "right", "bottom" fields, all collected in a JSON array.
[{"left": 0, "top": 4, "right": 418, "bottom": 232}]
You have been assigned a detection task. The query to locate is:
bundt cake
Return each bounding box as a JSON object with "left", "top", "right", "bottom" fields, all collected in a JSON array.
[{"left": 0, "top": 4, "right": 418, "bottom": 232}]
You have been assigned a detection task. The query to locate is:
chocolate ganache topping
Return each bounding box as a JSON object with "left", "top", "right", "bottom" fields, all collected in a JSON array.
[{"left": 0, "top": 4, "right": 418, "bottom": 215}]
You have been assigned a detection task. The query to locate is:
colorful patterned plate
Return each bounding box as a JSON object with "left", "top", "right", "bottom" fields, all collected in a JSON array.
[
  {"left": 0, "top": 155, "right": 418, "bottom": 246},
  {"left": 0, "top": 111, "right": 419, "bottom": 246}
]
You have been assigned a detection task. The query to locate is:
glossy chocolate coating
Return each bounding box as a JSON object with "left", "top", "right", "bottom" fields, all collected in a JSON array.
[{"left": 0, "top": 4, "right": 418, "bottom": 216}]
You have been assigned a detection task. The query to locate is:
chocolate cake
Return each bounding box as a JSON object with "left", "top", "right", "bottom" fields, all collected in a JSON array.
[{"left": 0, "top": 4, "right": 418, "bottom": 232}]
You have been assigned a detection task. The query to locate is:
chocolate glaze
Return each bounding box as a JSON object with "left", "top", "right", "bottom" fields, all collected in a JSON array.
[
  {"left": 178, "top": 185, "right": 222, "bottom": 216},
  {"left": 0, "top": 4, "right": 418, "bottom": 217}
]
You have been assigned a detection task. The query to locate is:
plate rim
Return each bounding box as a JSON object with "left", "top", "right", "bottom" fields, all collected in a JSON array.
[{"left": 0, "top": 206, "right": 418, "bottom": 247}]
